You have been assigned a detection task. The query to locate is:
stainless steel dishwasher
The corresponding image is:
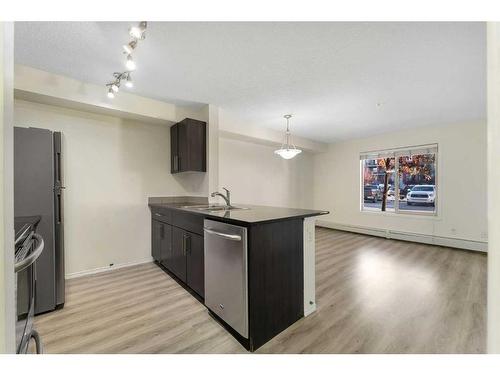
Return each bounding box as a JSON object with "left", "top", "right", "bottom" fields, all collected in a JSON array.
[{"left": 204, "top": 219, "right": 248, "bottom": 338}]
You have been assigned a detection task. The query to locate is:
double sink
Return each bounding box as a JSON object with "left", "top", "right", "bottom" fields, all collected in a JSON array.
[{"left": 181, "top": 204, "right": 250, "bottom": 213}]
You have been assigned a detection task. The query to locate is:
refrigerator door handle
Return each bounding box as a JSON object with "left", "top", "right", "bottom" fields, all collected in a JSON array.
[{"left": 55, "top": 193, "right": 62, "bottom": 224}]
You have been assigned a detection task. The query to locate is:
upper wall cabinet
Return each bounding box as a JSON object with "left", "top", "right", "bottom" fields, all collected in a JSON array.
[{"left": 171, "top": 118, "right": 207, "bottom": 174}]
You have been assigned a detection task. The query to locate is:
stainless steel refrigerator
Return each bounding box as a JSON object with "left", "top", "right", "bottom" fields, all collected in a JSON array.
[{"left": 14, "top": 127, "right": 65, "bottom": 314}]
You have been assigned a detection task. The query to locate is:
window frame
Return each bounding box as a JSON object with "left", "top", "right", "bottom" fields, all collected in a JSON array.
[{"left": 359, "top": 144, "right": 439, "bottom": 217}]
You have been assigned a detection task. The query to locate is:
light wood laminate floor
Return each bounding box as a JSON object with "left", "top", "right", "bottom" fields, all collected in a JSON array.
[{"left": 35, "top": 228, "right": 486, "bottom": 354}]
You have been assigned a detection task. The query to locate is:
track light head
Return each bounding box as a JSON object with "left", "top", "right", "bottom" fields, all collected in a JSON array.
[
  {"left": 107, "top": 88, "right": 115, "bottom": 99},
  {"left": 125, "top": 54, "right": 136, "bottom": 71},
  {"left": 129, "top": 21, "right": 147, "bottom": 40},
  {"left": 123, "top": 40, "right": 137, "bottom": 54},
  {"left": 125, "top": 73, "right": 133, "bottom": 88}
]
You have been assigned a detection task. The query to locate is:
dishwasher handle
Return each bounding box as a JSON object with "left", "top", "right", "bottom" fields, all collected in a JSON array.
[{"left": 203, "top": 227, "right": 242, "bottom": 241}]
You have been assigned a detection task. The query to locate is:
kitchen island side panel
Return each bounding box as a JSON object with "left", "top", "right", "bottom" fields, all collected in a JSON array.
[
  {"left": 248, "top": 218, "right": 304, "bottom": 351},
  {"left": 304, "top": 217, "right": 317, "bottom": 316}
]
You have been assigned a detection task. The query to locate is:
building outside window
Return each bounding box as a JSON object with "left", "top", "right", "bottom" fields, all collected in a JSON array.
[{"left": 360, "top": 144, "right": 438, "bottom": 215}]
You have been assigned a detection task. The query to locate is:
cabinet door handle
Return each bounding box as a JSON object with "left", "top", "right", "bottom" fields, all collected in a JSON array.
[
  {"left": 182, "top": 233, "right": 186, "bottom": 255},
  {"left": 182, "top": 233, "right": 191, "bottom": 256}
]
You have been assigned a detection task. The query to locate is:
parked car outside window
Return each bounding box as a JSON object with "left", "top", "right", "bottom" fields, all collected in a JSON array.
[
  {"left": 406, "top": 185, "right": 436, "bottom": 206},
  {"left": 364, "top": 184, "right": 383, "bottom": 201},
  {"left": 377, "top": 183, "right": 394, "bottom": 197},
  {"left": 363, "top": 185, "right": 378, "bottom": 202},
  {"left": 400, "top": 184, "right": 415, "bottom": 199}
]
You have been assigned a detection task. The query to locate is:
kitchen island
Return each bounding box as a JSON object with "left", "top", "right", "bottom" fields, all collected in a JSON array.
[{"left": 149, "top": 197, "right": 328, "bottom": 351}]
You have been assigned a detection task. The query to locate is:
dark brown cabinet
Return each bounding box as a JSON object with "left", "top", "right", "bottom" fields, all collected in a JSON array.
[
  {"left": 186, "top": 232, "right": 204, "bottom": 298},
  {"left": 159, "top": 223, "right": 172, "bottom": 267},
  {"left": 170, "top": 227, "right": 204, "bottom": 298},
  {"left": 170, "top": 118, "right": 206, "bottom": 173},
  {"left": 151, "top": 220, "right": 162, "bottom": 262},
  {"left": 151, "top": 219, "right": 172, "bottom": 266},
  {"left": 151, "top": 208, "right": 205, "bottom": 299},
  {"left": 170, "top": 227, "right": 188, "bottom": 281}
]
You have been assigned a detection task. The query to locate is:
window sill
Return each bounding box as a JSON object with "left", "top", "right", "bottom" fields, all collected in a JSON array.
[{"left": 360, "top": 208, "right": 441, "bottom": 220}]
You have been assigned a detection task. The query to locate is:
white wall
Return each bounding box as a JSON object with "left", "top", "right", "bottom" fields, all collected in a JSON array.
[
  {"left": 218, "top": 109, "right": 327, "bottom": 153},
  {"left": 219, "top": 136, "right": 314, "bottom": 208},
  {"left": 15, "top": 65, "right": 177, "bottom": 124},
  {"left": 14, "top": 99, "right": 193, "bottom": 276},
  {"left": 314, "top": 121, "right": 487, "bottom": 244},
  {"left": 487, "top": 22, "right": 500, "bottom": 353}
]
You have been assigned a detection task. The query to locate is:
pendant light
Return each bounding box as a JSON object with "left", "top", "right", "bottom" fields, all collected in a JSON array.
[{"left": 274, "top": 114, "right": 302, "bottom": 159}]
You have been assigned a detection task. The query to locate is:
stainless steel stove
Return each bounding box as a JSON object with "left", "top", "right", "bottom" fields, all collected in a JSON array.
[{"left": 15, "top": 216, "right": 44, "bottom": 354}]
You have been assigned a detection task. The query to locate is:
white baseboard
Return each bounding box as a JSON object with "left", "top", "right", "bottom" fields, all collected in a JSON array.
[
  {"left": 65, "top": 258, "right": 153, "bottom": 279},
  {"left": 316, "top": 220, "right": 487, "bottom": 252}
]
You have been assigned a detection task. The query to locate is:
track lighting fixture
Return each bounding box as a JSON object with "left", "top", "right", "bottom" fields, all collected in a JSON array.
[{"left": 106, "top": 22, "right": 147, "bottom": 97}]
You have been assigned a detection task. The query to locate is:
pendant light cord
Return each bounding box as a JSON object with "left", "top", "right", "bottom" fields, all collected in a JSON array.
[
  {"left": 285, "top": 117, "right": 290, "bottom": 149},
  {"left": 283, "top": 114, "right": 294, "bottom": 150}
]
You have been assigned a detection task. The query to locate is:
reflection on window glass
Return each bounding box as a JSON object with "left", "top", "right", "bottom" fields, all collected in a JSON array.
[
  {"left": 362, "top": 157, "right": 395, "bottom": 212},
  {"left": 398, "top": 154, "right": 436, "bottom": 213}
]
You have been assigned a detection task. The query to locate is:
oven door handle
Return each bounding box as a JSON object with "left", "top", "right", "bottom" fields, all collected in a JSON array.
[{"left": 15, "top": 233, "right": 44, "bottom": 273}]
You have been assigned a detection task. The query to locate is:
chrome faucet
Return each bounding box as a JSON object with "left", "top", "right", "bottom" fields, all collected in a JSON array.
[{"left": 211, "top": 187, "right": 231, "bottom": 207}]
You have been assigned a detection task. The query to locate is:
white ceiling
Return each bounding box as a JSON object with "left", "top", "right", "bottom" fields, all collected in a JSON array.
[{"left": 14, "top": 22, "right": 485, "bottom": 142}]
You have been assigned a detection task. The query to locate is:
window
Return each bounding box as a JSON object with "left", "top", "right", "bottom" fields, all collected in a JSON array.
[{"left": 360, "top": 145, "right": 437, "bottom": 215}]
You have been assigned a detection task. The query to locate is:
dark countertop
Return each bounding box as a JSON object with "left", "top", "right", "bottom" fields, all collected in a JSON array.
[{"left": 149, "top": 202, "right": 329, "bottom": 225}]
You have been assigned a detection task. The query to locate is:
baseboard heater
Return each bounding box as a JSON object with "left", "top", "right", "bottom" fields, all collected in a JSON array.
[{"left": 316, "top": 220, "right": 487, "bottom": 252}]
